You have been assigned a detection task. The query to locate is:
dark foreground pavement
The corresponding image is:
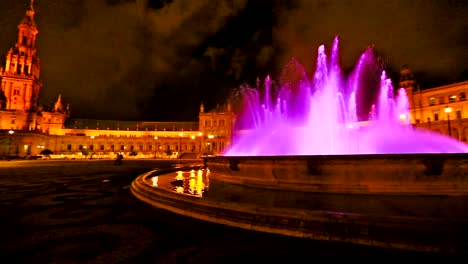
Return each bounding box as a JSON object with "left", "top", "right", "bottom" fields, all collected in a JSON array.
[{"left": 0, "top": 160, "right": 463, "bottom": 263}]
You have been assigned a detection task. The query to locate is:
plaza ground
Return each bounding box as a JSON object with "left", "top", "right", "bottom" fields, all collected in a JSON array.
[{"left": 0, "top": 160, "right": 463, "bottom": 263}]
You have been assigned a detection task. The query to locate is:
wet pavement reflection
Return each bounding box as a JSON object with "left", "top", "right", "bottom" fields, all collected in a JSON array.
[{"left": 149, "top": 168, "right": 210, "bottom": 197}]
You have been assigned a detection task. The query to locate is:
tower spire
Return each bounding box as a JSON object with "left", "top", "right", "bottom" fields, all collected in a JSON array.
[
  {"left": 200, "top": 102, "right": 204, "bottom": 113},
  {"left": 20, "top": 0, "right": 37, "bottom": 33},
  {"left": 0, "top": 0, "right": 41, "bottom": 111},
  {"left": 54, "top": 94, "right": 63, "bottom": 112},
  {"left": 26, "top": 0, "right": 36, "bottom": 20}
]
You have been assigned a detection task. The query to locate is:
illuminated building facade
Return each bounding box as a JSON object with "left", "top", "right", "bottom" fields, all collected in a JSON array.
[
  {"left": 402, "top": 67, "right": 468, "bottom": 142},
  {"left": 0, "top": 2, "right": 235, "bottom": 158},
  {"left": 0, "top": 2, "right": 68, "bottom": 157}
]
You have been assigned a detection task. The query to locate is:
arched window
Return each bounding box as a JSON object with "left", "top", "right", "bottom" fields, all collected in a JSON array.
[
  {"left": 460, "top": 92, "right": 466, "bottom": 101},
  {"left": 438, "top": 97, "right": 445, "bottom": 104},
  {"left": 449, "top": 94, "right": 457, "bottom": 102}
]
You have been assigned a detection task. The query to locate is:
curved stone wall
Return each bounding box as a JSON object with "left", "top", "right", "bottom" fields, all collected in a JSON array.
[
  {"left": 205, "top": 154, "right": 468, "bottom": 195},
  {"left": 131, "top": 166, "right": 467, "bottom": 253}
]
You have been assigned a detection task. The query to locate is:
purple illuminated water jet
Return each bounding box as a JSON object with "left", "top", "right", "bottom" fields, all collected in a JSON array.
[{"left": 226, "top": 37, "right": 468, "bottom": 156}]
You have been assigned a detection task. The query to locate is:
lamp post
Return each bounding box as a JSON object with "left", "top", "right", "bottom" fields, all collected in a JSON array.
[
  {"left": 198, "top": 132, "right": 203, "bottom": 154},
  {"left": 90, "top": 135, "right": 95, "bottom": 159},
  {"left": 178, "top": 133, "right": 183, "bottom": 153},
  {"left": 208, "top": 134, "right": 214, "bottom": 154},
  {"left": 83, "top": 145, "right": 87, "bottom": 159},
  {"left": 444, "top": 106, "right": 452, "bottom": 137},
  {"left": 190, "top": 135, "right": 196, "bottom": 152},
  {"left": 8, "top": 130, "right": 14, "bottom": 159},
  {"left": 154, "top": 136, "right": 158, "bottom": 158}
]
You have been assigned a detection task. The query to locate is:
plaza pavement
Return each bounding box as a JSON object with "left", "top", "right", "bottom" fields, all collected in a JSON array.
[{"left": 0, "top": 160, "right": 462, "bottom": 263}]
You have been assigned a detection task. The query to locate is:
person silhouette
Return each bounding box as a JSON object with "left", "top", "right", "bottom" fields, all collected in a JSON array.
[{"left": 114, "top": 153, "right": 123, "bottom": 165}]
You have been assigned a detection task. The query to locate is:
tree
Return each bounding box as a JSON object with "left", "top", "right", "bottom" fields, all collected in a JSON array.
[
  {"left": 40, "top": 149, "right": 53, "bottom": 155},
  {"left": 82, "top": 149, "right": 89, "bottom": 157},
  {"left": 165, "top": 148, "right": 172, "bottom": 156}
]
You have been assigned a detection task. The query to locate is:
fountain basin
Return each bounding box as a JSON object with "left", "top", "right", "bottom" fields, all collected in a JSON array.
[
  {"left": 205, "top": 154, "right": 468, "bottom": 195},
  {"left": 131, "top": 157, "right": 468, "bottom": 252}
]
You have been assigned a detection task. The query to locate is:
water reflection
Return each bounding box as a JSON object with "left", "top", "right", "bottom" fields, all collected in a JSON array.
[
  {"left": 150, "top": 168, "right": 210, "bottom": 197},
  {"left": 176, "top": 171, "right": 184, "bottom": 181},
  {"left": 173, "top": 168, "right": 210, "bottom": 197},
  {"left": 176, "top": 186, "right": 184, "bottom": 194},
  {"left": 151, "top": 176, "right": 158, "bottom": 187}
]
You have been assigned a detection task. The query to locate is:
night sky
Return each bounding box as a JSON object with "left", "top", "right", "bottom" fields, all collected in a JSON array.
[{"left": 0, "top": 0, "right": 467, "bottom": 121}]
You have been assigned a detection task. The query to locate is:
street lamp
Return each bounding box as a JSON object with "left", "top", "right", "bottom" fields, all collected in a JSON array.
[
  {"left": 207, "top": 134, "right": 214, "bottom": 154},
  {"left": 190, "top": 135, "right": 196, "bottom": 152},
  {"left": 444, "top": 106, "right": 452, "bottom": 137},
  {"left": 90, "top": 135, "right": 95, "bottom": 159},
  {"left": 154, "top": 136, "right": 158, "bottom": 158},
  {"left": 8, "top": 130, "right": 14, "bottom": 159},
  {"left": 197, "top": 132, "right": 203, "bottom": 153},
  {"left": 398, "top": 113, "right": 408, "bottom": 125},
  {"left": 83, "top": 145, "right": 87, "bottom": 158},
  {"left": 178, "top": 133, "right": 183, "bottom": 153}
]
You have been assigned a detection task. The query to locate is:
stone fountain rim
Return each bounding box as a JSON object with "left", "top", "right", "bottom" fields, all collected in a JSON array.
[{"left": 204, "top": 153, "right": 467, "bottom": 161}]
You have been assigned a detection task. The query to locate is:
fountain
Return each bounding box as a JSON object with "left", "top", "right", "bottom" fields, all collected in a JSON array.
[
  {"left": 206, "top": 36, "right": 467, "bottom": 201},
  {"left": 132, "top": 37, "right": 468, "bottom": 252},
  {"left": 226, "top": 36, "right": 468, "bottom": 156}
]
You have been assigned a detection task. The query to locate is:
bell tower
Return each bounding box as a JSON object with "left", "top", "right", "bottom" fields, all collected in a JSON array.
[
  {"left": 399, "top": 65, "right": 415, "bottom": 90},
  {"left": 399, "top": 65, "right": 420, "bottom": 124},
  {"left": 0, "top": 0, "right": 41, "bottom": 111}
]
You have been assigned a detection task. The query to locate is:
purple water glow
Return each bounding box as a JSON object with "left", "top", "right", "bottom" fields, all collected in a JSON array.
[{"left": 226, "top": 37, "right": 468, "bottom": 156}]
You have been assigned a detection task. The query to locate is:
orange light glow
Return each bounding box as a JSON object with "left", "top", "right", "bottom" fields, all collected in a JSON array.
[
  {"left": 175, "top": 171, "right": 184, "bottom": 181},
  {"left": 151, "top": 176, "right": 159, "bottom": 187}
]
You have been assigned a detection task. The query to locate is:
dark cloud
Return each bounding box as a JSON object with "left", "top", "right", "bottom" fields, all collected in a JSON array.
[
  {"left": 204, "top": 46, "right": 226, "bottom": 71},
  {"left": 272, "top": 0, "right": 468, "bottom": 85},
  {"left": 256, "top": 45, "right": 274, "bottom": 69}
]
